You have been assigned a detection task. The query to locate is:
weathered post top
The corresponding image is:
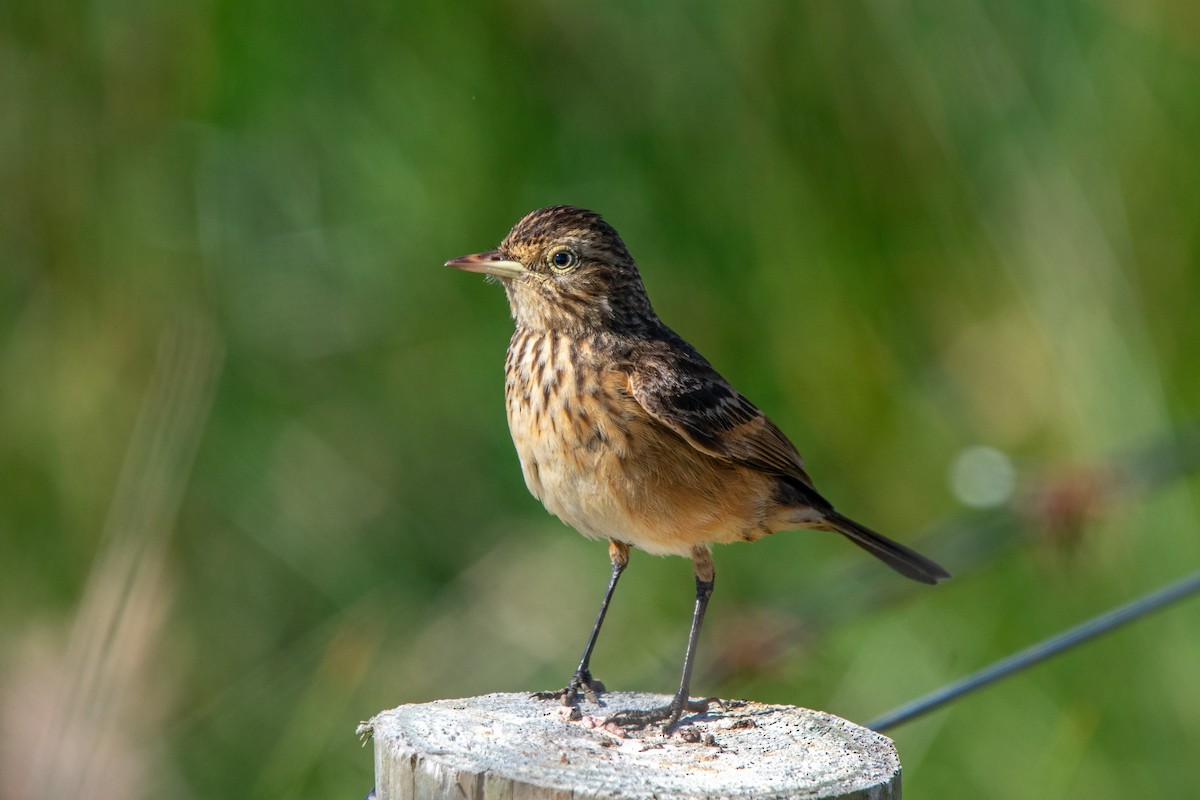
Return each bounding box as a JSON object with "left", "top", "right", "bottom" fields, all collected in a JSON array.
[{"left": 359, "top": 692, "right": 901, "bottom": 800}]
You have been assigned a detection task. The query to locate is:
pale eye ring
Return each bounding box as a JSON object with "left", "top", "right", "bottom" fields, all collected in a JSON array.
[{"left": 548, "top": 248, "right": 578, "bottom": 271}]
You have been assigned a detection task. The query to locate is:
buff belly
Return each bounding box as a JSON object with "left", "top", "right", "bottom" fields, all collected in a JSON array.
[
  {"left": 509, "top": 398, "right": 778, "bottom": 557},
  {"left": 504, "top": 329, "right": 783, "bottom": 555}
]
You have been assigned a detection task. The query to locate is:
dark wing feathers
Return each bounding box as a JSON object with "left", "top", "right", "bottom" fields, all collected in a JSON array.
[
  {"left": 628, "top": 342, "right": 815, "bottom": 487},
  {"left": 627, "top": 336, "right": 950, "bottom": 585}
]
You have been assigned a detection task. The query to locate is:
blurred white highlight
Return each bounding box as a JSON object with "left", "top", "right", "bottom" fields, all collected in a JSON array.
[{"left": 950, "top": 445, "right": 1017, "bottom": 509}]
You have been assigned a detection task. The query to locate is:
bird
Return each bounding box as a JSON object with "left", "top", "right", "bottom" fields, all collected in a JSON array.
[{"left": 446, "top": 205, "right": 949, "bottom": 732}]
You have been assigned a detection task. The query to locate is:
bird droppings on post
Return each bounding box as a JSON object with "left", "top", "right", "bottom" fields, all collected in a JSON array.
[{"left": 359, "top": 692, "right": 901, "bottom": 800}]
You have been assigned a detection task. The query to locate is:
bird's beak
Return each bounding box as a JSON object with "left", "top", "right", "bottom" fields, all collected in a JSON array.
[{"left": 445, "top": 250, "right": 527, "bottom": 279}]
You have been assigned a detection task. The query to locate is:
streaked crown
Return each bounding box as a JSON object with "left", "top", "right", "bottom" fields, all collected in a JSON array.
[{"left": 496, "top": 206, "right": 657, "bottom": 332}]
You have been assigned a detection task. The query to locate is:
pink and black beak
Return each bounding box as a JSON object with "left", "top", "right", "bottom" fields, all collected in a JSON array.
[{"left": 444, "top": 250, "right": 527, "bottom": 279}]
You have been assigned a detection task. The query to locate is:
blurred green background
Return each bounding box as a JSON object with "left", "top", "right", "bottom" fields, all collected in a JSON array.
[{"left": 3, "top": 1, "right": 1199, "bottom": 797}]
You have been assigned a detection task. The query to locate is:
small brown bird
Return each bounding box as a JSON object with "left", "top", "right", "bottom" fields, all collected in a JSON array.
[{"left": 447, "top": 206, "right": 949, "bottom": 731}]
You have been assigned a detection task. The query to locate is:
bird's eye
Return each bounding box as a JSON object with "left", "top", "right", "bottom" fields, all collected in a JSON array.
[{"left": 548, "top": 248, "right": 578, "bottom": 271}]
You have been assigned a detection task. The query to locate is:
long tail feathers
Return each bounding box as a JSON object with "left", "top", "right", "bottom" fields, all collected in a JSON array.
[{"left": 824, "top": 510, "right": 950, "bottom": 585}]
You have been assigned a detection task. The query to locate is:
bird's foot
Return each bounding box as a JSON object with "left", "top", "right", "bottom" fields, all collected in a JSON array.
[
  {"left": 605, "top": 696, "right": 720, "bottom": 735},
  {"left": 532, "top": 669, "right": 606, "bottom": 706}
]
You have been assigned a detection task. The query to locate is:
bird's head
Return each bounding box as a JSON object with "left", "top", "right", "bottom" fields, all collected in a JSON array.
[{"left": 446, "top": 206, "right": 655, "bottom": 333}]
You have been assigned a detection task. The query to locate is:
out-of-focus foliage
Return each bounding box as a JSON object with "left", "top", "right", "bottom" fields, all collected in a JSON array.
[{"left": 2, "top": 2, "right": 1198, "bottom": 798}]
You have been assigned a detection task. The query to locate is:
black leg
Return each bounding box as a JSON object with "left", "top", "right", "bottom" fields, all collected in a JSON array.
[
  {"left": 661, "top": 571, "right": 714, "bottom": 729},
  {"left": 535, "top": 540, "right": 629, "bottom": 705},
  {"left": 608, "top": 546, "right": 717, "bottom": 733}
]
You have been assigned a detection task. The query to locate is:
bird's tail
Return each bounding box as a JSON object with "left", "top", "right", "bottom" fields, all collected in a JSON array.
[{"left": 823, "top": 510, "right": 950, "bottom": 585}]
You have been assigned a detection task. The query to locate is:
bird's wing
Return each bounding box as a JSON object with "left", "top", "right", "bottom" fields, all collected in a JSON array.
[{"left": 628, "top": 344, "right": 815, "bottom": 487}]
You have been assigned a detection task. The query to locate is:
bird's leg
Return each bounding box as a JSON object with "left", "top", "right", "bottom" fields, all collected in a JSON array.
[
  {"left": 535, "top": 540, "right": 628, "bottom": 706},
  {"left": 607, "top": 546, "right": 718, "bottom": 734}
]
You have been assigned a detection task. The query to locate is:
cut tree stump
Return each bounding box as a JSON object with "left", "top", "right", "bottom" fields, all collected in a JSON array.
[{"left": 358, "top": 692, "right": 901, "bottom": 799}]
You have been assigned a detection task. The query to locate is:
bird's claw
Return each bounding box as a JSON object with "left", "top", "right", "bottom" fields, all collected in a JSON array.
[
  {"left": 605, "top": 697, "right": 719, "bottom": 735},
  {"left": 532, "top": 670, "right": 606, "bottom": 706}
]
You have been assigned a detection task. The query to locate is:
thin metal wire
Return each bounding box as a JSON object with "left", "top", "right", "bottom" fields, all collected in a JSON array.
[{"left": 867, "top": 570, "right": 1200, "bottom": 733}]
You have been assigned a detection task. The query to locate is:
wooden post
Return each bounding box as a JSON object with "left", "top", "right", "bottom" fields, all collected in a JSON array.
[{"left": 358, "top": 692, "right": 901, "bottom": 799}]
